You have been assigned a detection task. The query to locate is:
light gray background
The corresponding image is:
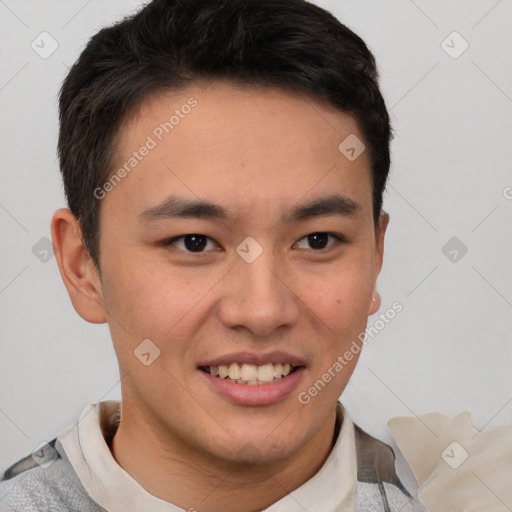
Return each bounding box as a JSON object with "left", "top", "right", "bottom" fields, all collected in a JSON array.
[{"left": 1, "top": 0, "right": 511, "bottom": 474}]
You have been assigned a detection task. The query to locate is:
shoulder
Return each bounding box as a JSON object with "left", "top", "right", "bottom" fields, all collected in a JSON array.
[
  {"left": 0, "top": 438, "right": 103, "bottom": 512},
  {"left": 353, "top": 424, "right": 425, "bottom": 512}
]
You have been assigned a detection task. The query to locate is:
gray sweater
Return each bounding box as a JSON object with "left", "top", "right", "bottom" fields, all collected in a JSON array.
[{"left": 0, "top": 408, "right": 425, "bottom": 512}]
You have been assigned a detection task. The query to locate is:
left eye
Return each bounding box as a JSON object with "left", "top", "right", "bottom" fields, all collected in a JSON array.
[{"left": 294, "top": 232, "right": 343, "bottom": 251}]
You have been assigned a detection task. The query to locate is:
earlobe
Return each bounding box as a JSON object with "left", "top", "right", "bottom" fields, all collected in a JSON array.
[
  {"left": 368, "top": 290, "right": 381, "bottom": 315},
  {"left": 51, "top": 208, "right": 107, "bottom": 324}
]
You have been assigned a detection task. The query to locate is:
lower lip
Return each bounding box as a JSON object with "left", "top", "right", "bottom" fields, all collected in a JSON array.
[{"left": 200, "top": 367, "right": 306, "bottom": 406}]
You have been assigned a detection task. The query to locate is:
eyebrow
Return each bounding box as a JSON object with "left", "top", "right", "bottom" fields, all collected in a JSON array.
[{"left": 138, "top": 194, "right": 361, "bottom": 224}]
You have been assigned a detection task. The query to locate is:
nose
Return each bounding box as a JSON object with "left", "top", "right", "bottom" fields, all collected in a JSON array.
[{"left": 217, "top": 250, "right": 300, "bottom": 337}]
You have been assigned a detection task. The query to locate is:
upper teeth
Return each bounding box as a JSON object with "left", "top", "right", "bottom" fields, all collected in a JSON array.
[{"left": 209, "top": 362, "right": 293, "bottom": 382}]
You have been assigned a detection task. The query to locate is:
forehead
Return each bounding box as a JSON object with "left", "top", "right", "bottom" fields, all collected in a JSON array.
[{"left": 106, "top": 80, "right": 373, "bottom": 223}]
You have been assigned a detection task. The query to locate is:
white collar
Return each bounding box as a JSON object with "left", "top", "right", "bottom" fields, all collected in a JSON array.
[{"left": 58, "top": 400, "right": 357, "bottom": 512}]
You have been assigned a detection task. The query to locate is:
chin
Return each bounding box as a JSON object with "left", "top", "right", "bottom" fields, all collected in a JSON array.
[{"left": 208, "top": 432, "right": 301, "bottom": 468}]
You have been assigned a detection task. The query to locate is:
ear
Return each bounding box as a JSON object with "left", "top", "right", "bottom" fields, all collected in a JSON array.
[
  {"left": 368, "top": 211, "right": 390, "bottom": 316},
  {"left": 51, "top": 208, "right": 107, "bottom": 324}
]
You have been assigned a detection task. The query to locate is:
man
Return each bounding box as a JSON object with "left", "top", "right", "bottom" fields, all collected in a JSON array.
[{"left": 0, "top": 0, "right": 425, "bottom": 510}]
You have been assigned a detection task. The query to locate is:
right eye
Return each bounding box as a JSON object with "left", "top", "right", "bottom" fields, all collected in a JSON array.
[{"left": 163, "top": 234, "right": 220, "bottom": 254}]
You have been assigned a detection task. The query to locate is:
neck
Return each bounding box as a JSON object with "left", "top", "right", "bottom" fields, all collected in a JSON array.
[{"left": 109, "top": 404, "right": 341, "bottom": 512}]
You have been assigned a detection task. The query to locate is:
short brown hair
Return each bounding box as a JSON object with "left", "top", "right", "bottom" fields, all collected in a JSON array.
[{"left": 58, "top": 0, "right": 392, "bottom": 269}]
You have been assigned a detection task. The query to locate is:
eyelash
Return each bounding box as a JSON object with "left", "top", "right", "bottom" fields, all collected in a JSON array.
[{"left": 163, "top": 232, "right": 345, "bottom": 255}]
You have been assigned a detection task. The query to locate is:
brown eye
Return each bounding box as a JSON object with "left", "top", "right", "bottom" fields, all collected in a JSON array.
[
  {"left": 166, "top": 234, "right": 216, "bottom": 253},
  {"left": 295, "top": 232, "right": 343, "bottom": 251}
]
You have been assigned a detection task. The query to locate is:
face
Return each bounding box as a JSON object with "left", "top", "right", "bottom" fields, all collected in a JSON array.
[{"left": 77, "top": 81, "right": 387, "bottom": 465}]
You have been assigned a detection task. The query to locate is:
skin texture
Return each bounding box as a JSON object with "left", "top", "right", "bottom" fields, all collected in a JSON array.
[{"left": 51, "top": 80, "right": 389, "bottom": 512}]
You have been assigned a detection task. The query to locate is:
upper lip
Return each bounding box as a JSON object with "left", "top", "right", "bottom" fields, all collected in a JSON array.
[{"left": 198, "top": 350, "right": 307, "bottom": 368}]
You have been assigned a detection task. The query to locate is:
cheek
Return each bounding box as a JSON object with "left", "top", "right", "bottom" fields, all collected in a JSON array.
[
  {"left": 297, "top": 258, "right": 373, "bottom": 334},
  {"left": 100, "top": 248, "right": 223, "bottom": 343},
  {"left": 107, "top": 272, "right": 191, "bottom": 335},
  {"left": 100, "top": 264, "right": 201, "bottom": 380}
]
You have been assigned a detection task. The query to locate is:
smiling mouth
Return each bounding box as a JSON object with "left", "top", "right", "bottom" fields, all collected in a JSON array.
[{"left": 199, "top": 362, "right": 302, "bottom": 385}]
